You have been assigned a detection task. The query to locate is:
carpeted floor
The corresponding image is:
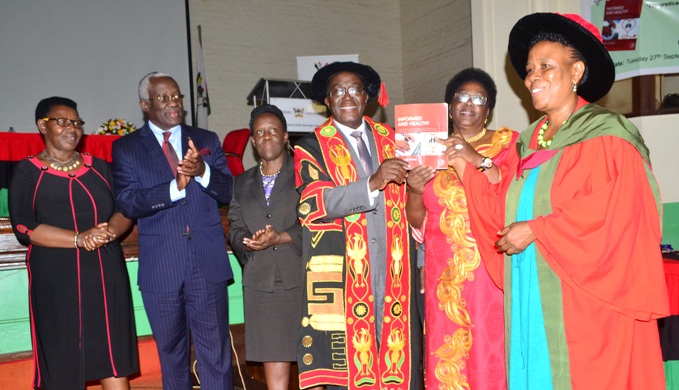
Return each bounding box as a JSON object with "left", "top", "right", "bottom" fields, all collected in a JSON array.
[{"left": 0, "top": 338, "right": 270, "bottom": 390}]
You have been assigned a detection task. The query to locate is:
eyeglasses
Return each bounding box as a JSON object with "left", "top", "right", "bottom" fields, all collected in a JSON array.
[
  {"left": 453, "top": 92, "right": 488, "bottom": 106},
  {"left": 41, "top": 117, "right": 85, "bottom": 129},
  {"left": 327, "top": 86, "right": 365, "bottom": 98},
  {"left": 148, "top": 94, "right": 184, "bottom": 103}
]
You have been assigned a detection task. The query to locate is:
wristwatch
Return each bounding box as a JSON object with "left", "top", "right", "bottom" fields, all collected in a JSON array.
[{"left": 477, "top": 157, "right": 494, "bottom": 172}]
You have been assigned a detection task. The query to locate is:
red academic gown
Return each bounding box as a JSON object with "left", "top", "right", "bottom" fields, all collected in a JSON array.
[{"left": 464, "top": 103, "right": 668, "bottom": 389}]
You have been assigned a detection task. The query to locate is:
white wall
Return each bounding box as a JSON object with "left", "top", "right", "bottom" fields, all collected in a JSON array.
[
  {"left": 400, "top": 1, "right": 472, "bottom": 104},
  {"left": 632, "top": 114, "right": 679, "bottom": 203},
  {"left": 0, "top": 0, "right": 191, "bottom": 134}
]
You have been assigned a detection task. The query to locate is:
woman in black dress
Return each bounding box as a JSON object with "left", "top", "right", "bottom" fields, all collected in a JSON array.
[
  {"left": 9, "top": 97, "right": 139, "bottom": 389},
  {"left": 228, "top": 104, "right": 302, "bottom": 390}
]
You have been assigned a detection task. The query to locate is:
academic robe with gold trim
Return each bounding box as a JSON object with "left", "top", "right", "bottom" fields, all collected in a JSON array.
[{"left": 294, "top": 117, "right": 411, "bottom": 389}]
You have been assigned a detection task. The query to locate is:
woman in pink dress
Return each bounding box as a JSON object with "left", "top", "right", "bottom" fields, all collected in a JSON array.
[{"left": 406, "top": 68, "right": 516, "bottom": 390}]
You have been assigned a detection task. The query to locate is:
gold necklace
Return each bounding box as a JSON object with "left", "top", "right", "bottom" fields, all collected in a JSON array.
[
  {"left": 39, "top": 150, "right": 81, "bottom": 171},
  {"left": 463, "top": 127, "right": 486, "bottom": 143},
  {"left": 259, "top": 161, "right": 281, "bottom": 178}
]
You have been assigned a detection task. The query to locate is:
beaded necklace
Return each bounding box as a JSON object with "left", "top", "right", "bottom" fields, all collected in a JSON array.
[
  {"left": 538, "top": 100, "right": 579, "bottom": 149},
  {"left": 39, "top": 150, "right": 81, "bottom": 171},
  {"left": 463, "top": 127, "right": 486, "bottom": 143},
  {"left": 259, "top": 161, "right": 281, "bottom": 177},
  {"left": 537, "top": 121, "right": 552, "bottom": 148}
]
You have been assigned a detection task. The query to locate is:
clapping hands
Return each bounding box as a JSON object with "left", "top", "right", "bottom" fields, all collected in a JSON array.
[
  {"left": 243, "top": 225, "right": 281, "bottom": 252},
  {"left": 177, "top": 138, "right": 206, "bottom": 190}
]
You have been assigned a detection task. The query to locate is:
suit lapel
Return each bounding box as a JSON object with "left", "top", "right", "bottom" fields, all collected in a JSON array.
[
  {"left": 139, "top": 125, "right": 172, "bottom": 176},
  {"left": 251, "top": 167, "right": 269, "bottom": 209}
]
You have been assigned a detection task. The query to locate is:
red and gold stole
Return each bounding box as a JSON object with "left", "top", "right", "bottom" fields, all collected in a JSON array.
[{"left": 311, "top": 117, "right": 411, "bottom": 388}]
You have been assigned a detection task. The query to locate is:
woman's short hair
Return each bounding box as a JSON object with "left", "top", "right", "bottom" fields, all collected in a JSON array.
[
  {"left": 529, "top": 32, "right": 589, "bottom": 86},
  {"left": 249, "top": 104, "right": 287, "bottom": 135},
  {"left": 444, "top": 68, "right": 497, "bottom": 110},
  {"left": 35, "top": 96, "right": 78, "bottom": 122}
]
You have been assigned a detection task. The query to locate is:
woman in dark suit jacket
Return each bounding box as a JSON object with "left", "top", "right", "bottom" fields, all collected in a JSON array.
[{"left": 228, "top": 104, "right": 303, "bottom": 390}]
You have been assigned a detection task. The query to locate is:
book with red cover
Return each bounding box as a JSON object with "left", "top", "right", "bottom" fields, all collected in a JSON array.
[{"left": 394, "top": 103, "right": 449, "bottom": 169}]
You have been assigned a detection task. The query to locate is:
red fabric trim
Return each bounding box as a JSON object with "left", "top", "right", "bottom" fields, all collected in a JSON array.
[
  {"left": 97, "top": 248, "right": 117, "bottom": 375},
  {"left": 90, "top": 165, "right": 111, "bottom": 190},
  {"left": 0, "top": 133, "right": 120, "bottom": 162},
  {"left": 71, "top": 173, "right": 117, "bottom": 373},
  {"left": 15, "top": 224, "right": 32, "bottom": 235},
  {"left": 26, "top": 249, "right": 41, "bottom": 388},
  {"left": 299, "top": 181, "right": 342, "bottom": 231},
  {"left": 516, "top": 148, "right": 558, "bottom": 178},
  {"left": 32, "top": 171, "right": 44, "bottom": 212},
  {"left": 28, "top": 154, "right": 94, "bottom": 178},
  {"left": 312, "top": 117, "right": 411, "bottom": 388},
  {"left": 299, "top": 368, "right": 348, "bottom": 388},
  {"left": 665, "top": 259, "right": 679, "bottom": 315}
]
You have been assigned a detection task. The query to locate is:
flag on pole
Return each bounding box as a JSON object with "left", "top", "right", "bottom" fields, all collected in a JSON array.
[{"left": 195, "top": 31, "right": 210, "bottom": 129}]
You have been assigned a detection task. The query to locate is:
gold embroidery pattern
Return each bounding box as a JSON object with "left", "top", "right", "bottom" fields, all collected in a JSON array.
[
  {"left": 309, "top": 165, "right": 319, "bottom": 181},
  {"left": 352, "top": 328, "right": 377, "bottom": 386},
  {"left": 382, "top": 328, "right": 406, "bottom": 384},
  {"left": 390, "top": 235, "right": 404, "bottom": 288},
  {"left": 434, "top": 328, "right": 473, "bottom": 388},
  {"left": 353, "top": 302, "right": 369, "bottom": 318},
  {"left": 331, "top": 332, "right": 348, "bottom": 369},
  {"left": 347, "top": 233, "right": 368, "bottom": 288},
  {"left": 431, "top": 130, "right": 511, "bottom": 389},
  {"left": 306, "top": 255, "right": 346, "bottom": 331},
  {"left": 380, "top": 145, "right": 410, "bottom": 386},
  {"left": 483, "top": 127, "right": 513, "bottom": 157},
  {"left": 328, "top": 144, "right": 354, "bottom": 185},
  {"left": 310, "top": 231, "right": 323, "bottom": 248}
]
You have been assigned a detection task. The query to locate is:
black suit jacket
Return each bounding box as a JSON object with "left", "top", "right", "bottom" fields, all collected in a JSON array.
[{"left": 228, "top": 153, "right": 302, "bottom": 292}]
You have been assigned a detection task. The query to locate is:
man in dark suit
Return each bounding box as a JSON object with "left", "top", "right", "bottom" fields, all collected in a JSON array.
[
  {"left": 112, "top": 72, "right": 234, "bottom": 389},
  {"left": 294, "top": 62, "right": 411, "bottom": 389}
]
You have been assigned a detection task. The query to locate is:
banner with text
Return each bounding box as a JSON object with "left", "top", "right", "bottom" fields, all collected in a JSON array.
[
  {"left": 583, "top": 0, "right": 679, "bottom": 80},
  {"left": 269, "top": 97, "right": 328, "bottom": 133}
]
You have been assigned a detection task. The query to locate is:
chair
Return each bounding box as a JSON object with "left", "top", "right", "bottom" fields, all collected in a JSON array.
[{"left": 222, "top": 128, "right": 250, "bottom": 176}]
